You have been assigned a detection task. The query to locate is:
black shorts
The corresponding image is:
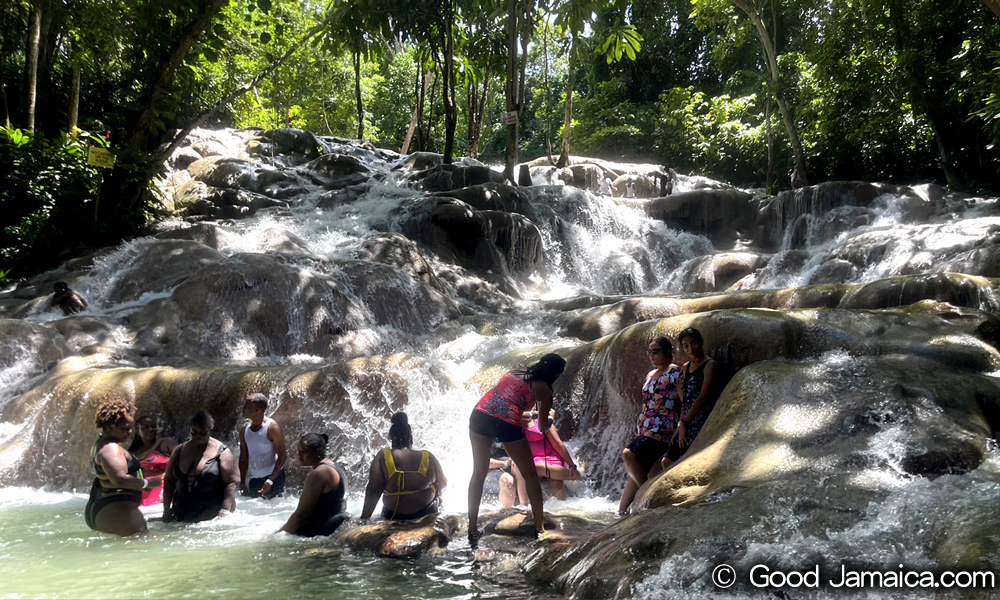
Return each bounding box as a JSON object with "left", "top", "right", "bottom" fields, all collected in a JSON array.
[
  {"left": 627, "top": 435, "right": 670, "bottom": 473},
  {"left": 470, "top": 410, "right": 525, "bottom": 443},
  {"left": 664, "top": 442, "right": 686, "bottom": 462},
  {"left": 246, "top": 470, "right": 286, "bottom": 499}
]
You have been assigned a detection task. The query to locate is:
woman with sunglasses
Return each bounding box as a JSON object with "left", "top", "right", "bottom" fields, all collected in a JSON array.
[{"left": 616, "top": 337, "right": 682, "bottom": 516}]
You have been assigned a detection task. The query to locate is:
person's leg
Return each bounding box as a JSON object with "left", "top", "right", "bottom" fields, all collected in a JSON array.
[
  {"left": 467, "top": 430, "right": 494, "bottom": 536},
  {"left": 512, "top": 462, "right": 529, "bottom": 506},
  {"left": 548, "top": 479, "right": 567, "bottom": 501},
  {"left": 623, "top": 447, "right": 647, "bottom": 488},
  {"left": 617, "top": 478, "right": 639, "bottom": 515},
  {"left": 94, "top": 501, "right": 147, "bottom": 536},
  {"left": 504, "top": 438, "right": 545, "bottom": 534},
  {"left": 499, "top": 472, "right": 517, "bottom": 508}
]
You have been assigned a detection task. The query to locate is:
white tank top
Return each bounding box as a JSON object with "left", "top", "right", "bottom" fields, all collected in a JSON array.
[{"left": 245, "top": 417, "right": 277, "bottom": 478}]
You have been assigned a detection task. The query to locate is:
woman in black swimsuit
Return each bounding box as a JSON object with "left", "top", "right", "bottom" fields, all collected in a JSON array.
[
  {"left": 280, "top": 433, "right": 350, "bottom": 537},
  {"left": 86, "top": 399, "right": 162, "bottom": 536},
  {"left": 162, "top": 411, "right": 240, "bottom": 523},
  {"left": 664, "top": 327, "right": 719, "bottom": 466}
]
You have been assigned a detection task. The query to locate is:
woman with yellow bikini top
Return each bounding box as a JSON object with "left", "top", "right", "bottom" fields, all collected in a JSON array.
[{"left": 361, "top": 412, "right": 448, "bottom": 521}]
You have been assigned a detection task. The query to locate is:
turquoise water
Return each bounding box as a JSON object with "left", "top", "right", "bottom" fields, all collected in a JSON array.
[{"left": 0, "top": 488, "right": 542, "bottom": 600}]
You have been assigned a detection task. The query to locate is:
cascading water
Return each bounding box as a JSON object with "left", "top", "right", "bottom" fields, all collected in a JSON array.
[{"left": 2, "top": 128, "right": 1000, "bottom": 599}]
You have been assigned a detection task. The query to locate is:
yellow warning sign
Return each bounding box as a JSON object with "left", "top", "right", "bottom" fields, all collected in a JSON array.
[{"left": 87, "top": 146, "right": 115, "bottom": 169}]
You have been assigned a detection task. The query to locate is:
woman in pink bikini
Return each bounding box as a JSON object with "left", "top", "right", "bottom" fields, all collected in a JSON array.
[
  {"left": 128, "top": 416, "right": 178, "bottom": 507},
  {"left": 503, "top": 410, "right": 581, "bottom": 507}
]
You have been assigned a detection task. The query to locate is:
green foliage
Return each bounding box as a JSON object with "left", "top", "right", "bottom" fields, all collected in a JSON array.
[
  {"left": 652, "top": 87, "right": 766, "bottom": 182},
  {"left": 0, "top": 128, "right": 102, "bottom": 272}
]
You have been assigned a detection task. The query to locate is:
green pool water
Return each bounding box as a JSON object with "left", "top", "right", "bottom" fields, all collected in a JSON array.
[{"left": 0, "top": 489, "right": 541, "bottom": 600}]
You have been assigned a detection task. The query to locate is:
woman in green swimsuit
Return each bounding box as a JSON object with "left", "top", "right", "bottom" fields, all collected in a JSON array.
[{"left": 86, "top": 399, "right": 162, "bottom": 536}]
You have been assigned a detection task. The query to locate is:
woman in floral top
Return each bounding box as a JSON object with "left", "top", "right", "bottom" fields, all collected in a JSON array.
[{"left": 617, "top": 336, "right": 682, "bottom": 516}]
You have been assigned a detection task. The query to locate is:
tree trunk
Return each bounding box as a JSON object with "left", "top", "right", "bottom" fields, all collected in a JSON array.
[
  {"left": 0, "top": 50, "right": 11, "bottom": 128},
  {"left": 354, "top": 48, "right": 364, "bottom": 140},
  {"left": 425, "top": 69, "right": 438, "bottom": 152},
  {"left": 765, "top": 96, "right": 774, "bottom": 193},
  {"left": 733, "top": 0, "right": 808, "bottom": 185},
  {"left": 442, "top": 0, "right": 457, "bottom": 163},
  {"left": 556, "top": 37, "right": 577, "bottom": 168},
  {"left": 983, "top": 0, "right": 1000, "bottom": 17},
  {"left": 128, "top": 0, "right": 230, "bottom": 149},
  {"left": 68, "top": 64, "right": 81, "bottom": 132},
  {"left": 504, "top": 0, "right": 520, "bottom": 182},
  {"left": 402, "top": 62, "right": 427, "bottom": 154},
  {"left": 543, "top": 18, "right": 555, "bottom": 165},
  {"left": 23, "top": 0, "right": 42, "bottom": 130}
]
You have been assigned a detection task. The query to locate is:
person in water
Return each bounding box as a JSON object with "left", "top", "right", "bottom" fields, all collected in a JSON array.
[
  {"left": 617, "top": 336, "right": 682, "bottom": 516},
  {"left": 279, "top": 433, "right": 350, "bottom": 537},
  {"left": 502, "top": 409, "right": 581, "bottom": 507},
  {"left": 127, "top": 415, "right": 177, "bottom": 507},
  {"left": 663, "top": 327, "right": 719, "bottom": 468},
  {"left": 86, "top": 399, "right": 161, "bottom": 536},
  {"left": 162, "top": 411, "right": 240, "bottom": 523},
  {"left": 361, "top": 412, "right": 447, "bottom": 521},
  {"left": 468, "top": 353, "right": 566, "bottom": 542},
  {"left": 239, "top": 393, "right": 287, "bottom": 499},
  {"left": 50, "top": 281, "right": 87, "bottom": 315}
]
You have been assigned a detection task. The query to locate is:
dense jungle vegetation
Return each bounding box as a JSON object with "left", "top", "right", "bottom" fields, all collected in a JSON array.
[{"left": 1, "top": 0, "right": 999, "bottom": 278}]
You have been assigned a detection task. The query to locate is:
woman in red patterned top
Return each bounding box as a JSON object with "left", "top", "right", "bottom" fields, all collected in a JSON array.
[
  {"left": 467, "top": 353, "right": 566, "bottom": 543},
  {"left": 616, "top": 337, "right": 682, "bottom": 516}
]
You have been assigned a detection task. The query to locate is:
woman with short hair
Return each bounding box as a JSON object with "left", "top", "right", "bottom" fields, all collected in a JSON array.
[{"left": 86, "top": 399, "right": 161, "bottom": 536}]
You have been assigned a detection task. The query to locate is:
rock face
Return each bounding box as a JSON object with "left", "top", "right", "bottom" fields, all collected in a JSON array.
[{"left": 646, "top": 189, "right": 754, "bottom": 248}]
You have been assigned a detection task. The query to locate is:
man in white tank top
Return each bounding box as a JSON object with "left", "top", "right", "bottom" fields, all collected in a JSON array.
[{"left": 239, "top": 393, "right": 287, "bottom": 499}]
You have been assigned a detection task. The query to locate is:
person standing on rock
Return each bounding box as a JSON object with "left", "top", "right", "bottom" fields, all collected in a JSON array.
[
  {"left": 85, "top": 399, "right": 161, "bottom": 536},
  {"left": 599, "top": 175, "right": 613, "bottom": 196},
  {"left": 663, "top": 328, "right": 719, "bottom": 469},
  {"left": 361, "top": 412, "right": 447, "bottom": 521},
  {"left": 279, "top": 433, "right": 350, "bottom": 537},
  {"left": 163, "top": 411, "right": 240, "bottom": 523},
  {"left": 467, "top": 353, "right": 566, "bottom": 544},
  {"left": 239, "top": 393, "right": 287, "bottom": 499},
  {"left": 617, "top": 337, "right": 682, "bottom": 516}
]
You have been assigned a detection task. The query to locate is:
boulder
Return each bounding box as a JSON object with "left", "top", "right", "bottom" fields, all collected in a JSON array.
[
  {"left": 126, "top": 253, "right": 366, "bottom": 361},
  {"left": 433, "top": 183, "right": 535, "bottom": 219},
  {"left": 669, "top": 252, "right": 770, "bottom": 293},
  {"left": 248, "top": 128, "right": 322, "bottom": 161},
  {"left": 561, "top": 273, "right": 1000, "bottom": 341},
  {"left": 808, "top": 258, "right": 859, "bottom": 285},
  {"left": 400, "top": 197, "right": 544, "bottom": 289},
  {"left": 104, "top": 239, "right": 225, "bottom": 304},
  {"left": 355, "top": 232, "right": 448, "bottom": 294},
  {"left": 169, "top": 146, "right": 202, "bottom": 170},
  {"left": 316, "top": 182, "right": 371, "bottom": 209},
  {"left": 408, "top": 163, "right": 507, "bottom": 192},
  {"left": 646, "top": 189, "right": 754, "bottom": 249},
  {"left": 187, "top": 156, "right": 257, "bottom": 189},
  {"left": 340, "top": 514, "right": 461, "bottom": 558},
  {"left": 155, "top": 223, "right": 238, "bottom": 250},
  {"left": 173, "top": 180, "right": 287, "bottom": 218}
]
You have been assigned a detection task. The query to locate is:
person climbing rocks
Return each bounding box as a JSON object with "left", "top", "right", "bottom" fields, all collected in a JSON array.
[{"left": 51, "top": 281, "right": 87, "bottom": 315}]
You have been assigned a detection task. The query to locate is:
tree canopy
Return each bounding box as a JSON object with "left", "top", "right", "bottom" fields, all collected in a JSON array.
[{"left": 1, "top": 0, "right": 998, "bottom": 276}]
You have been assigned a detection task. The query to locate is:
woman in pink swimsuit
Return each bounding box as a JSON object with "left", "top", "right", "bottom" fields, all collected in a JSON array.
[
  {"left": 128, "top": 416, "right": 178, "bottom": 507},
  {"left": 502, "top": 410, "right": 581, "bottom": 506}
]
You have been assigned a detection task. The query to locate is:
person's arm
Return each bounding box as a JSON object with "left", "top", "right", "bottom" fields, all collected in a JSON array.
[
  {"left": 98, "top": 444, "right": 161, "bottom": 491},
  {"left": 675, "top": 361, "right": 718, "bottom": 448},
  {"left": 429, "top": 453, "right": 447, "bottom": 494},
  {"left": 543, "top": 426, "right": 578, "bottom": 473},
  {"left": 279, "top": 467, "right": 332, "bottom": 534},
  {"left": 238, "top": 428, "right": 249, "bottom": 495},
  {"left": 158, "top": 437, "right": 178, "bottom": 457},
  {"left": 259, "top": 421, "right": 287, "bottom": 497},
  {"left": 531, "top": 381, "right": 554, "bottom": 432},
  {"left": 161, "top": 445, "right": 180, "bottom": 522},
  {"left": 489, "top": 458, "right": 511, "bottom": 470},
  {"left": 77, "top": 292, "right": 88, "bottom": 309},
  {"left": 361, "top": 455, "right": 386, "bottom": 520},
  {"left": 218, "top": 444, "right": 240, "bottom": 514}
]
